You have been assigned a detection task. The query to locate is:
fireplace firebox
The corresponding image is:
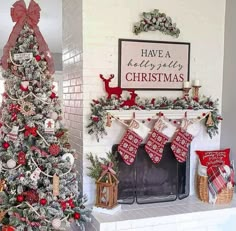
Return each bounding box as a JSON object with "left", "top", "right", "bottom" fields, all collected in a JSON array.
[{"left": 112, "top": 143, "right": 190, "bottom": 204}]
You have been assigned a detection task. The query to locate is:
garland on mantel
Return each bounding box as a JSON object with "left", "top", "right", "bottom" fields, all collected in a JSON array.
[{"left": 87, "top": 96, "right": 222, "bottom": 142}]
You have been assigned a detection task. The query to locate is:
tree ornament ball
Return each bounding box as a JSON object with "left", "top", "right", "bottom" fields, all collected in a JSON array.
[
  {"left": 49, "top": 144, "right": 60, "bottom": 156},
  {"left": 50, "top": 92, "right": 57, "bottom": 99},
  {"left": 7, "top": 159, "right": 16, "bottom": 169},
  {"left": 35, "top": 55, "right": 41, "bottom": 62},
  {"left": 2, "top": 226, "right": 15, "bottom": 231},
  {"left": 17, "top": 194, "right": 24, "bottom": 202},
  {"left": 50, "top": 111, "right": 58, "bottom": 120},
  {"left": 40, "top": 198, "right": 47, "bottom": 206},
  {"left": 61, "top": 153, "right": 75, "bottom": 165},
  {"left": 74, "top": 212, "right": 81, "bottom": 220},
  {"left": 52, "top": 218, "right": 61, "bottom": 229},
  {"left": 2, "top": 142, "right": 10, "bottom": 149}
]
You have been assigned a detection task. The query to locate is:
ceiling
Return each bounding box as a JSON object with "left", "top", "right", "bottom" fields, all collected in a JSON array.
[{"left": 0, "top": 0, "right": 62, "bottom": 53}]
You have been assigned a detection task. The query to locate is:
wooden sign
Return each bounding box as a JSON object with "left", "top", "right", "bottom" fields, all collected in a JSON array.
[
  {"left": 14, "top": 53, "right": 33, "bottom": 61},
  {"left": 118, "top": 39, "right": 190, "bottom": 90}
]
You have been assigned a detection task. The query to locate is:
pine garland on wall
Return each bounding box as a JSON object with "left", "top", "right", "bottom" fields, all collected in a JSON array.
[{"left": 87, "top": 95, "right": 222, "bottom": 142}]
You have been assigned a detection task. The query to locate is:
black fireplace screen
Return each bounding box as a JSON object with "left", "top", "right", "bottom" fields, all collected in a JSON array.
[{"left": 112, "top": 143, "right": 190, "bottom": 204}]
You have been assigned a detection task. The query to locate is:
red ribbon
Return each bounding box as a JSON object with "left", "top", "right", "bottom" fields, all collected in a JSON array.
[
  {"left": 100, "top": 162, "right": 116, "bottom": 179},
  {"left": 1, "top": 0, "right": 55, "bottom": 74},
  {"left": 24, "top": 125, "right": 37, "bottom": 137}
]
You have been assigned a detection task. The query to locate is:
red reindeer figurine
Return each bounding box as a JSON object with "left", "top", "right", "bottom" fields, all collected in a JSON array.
[
  {"left": 100, "top": 74, "right": 123, "bottom": 99},
  {"left": 120, "top": 90, "right": 138, "bottom": 107}
]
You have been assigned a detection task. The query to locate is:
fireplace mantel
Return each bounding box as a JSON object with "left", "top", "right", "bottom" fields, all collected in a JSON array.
[{"left": 107, "top": 109, "right": 210, "bottom": 120}]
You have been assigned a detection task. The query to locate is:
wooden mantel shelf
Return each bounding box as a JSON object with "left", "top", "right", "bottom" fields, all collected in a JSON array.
[{"left": 106, "top": 109, "right": 210, "bottom": 120}]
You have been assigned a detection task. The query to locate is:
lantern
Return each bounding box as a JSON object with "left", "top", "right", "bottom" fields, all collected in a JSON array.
[{"left": 95, "top": 164, "right": 119, "bottom": 209}]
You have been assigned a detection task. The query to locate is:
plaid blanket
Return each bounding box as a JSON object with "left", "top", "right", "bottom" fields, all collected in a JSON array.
[{"left": 208, "top": 165, "right": 234, "bottom": 203}]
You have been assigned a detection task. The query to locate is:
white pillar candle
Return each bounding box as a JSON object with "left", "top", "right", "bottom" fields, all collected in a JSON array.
[
  {"left": 183, "top": 81, "right": 191, "bottom": 88},
  {"left": 193, "top": 80, "right": 200, "bottom": 86}
]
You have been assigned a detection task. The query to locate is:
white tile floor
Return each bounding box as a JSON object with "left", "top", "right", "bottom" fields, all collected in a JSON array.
[{"left": 87, "top": 195, "right": 236, "bottom": 231}]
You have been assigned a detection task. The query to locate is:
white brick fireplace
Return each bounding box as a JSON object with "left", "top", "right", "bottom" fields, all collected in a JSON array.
[{"left": 61, "top": 0, "right": 236, "bottom": 230}]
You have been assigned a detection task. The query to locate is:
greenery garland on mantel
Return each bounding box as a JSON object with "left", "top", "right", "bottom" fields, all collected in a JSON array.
[
  {"left": 133, "top": 9, "right": 180, "bottom": 37},
  {"left": 87, "top": 96, "right": 222, "bottom": 142}
]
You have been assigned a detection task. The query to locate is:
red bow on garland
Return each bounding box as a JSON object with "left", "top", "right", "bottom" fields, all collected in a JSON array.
[
  {"left": 24, "top": 125, "right": 37, "bottom": 137},
  {"left": 1, "top": 0, "right": 55, "bottom": 74}
]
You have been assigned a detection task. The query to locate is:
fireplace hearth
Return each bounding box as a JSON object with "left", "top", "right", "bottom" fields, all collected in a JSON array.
[{"left": 112, "top": 143, "right": 190, "bottom": 204}]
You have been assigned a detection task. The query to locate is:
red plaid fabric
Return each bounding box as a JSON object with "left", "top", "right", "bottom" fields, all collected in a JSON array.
[
  {"left": 208, "top": 165, "right": 234, "bottom": 196},
  {"left": 171, "top": 128, "right": 193, "bottom": 163},
  {"left": 118, "top": 129, "right": 143, "bottom": 165},
  {"left": 145, "top": 129, "right": 168, "bottom": 164}
]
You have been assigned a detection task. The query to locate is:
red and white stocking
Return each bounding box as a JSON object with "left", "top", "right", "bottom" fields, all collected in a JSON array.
[
  {"left": 171, "top": 119, "right": 197, "bottom": 163},
  {"left": 145, "top": 118, "right": 176, "bottom": 164},
  {"left": 118, "top": 120, "right": 150, "bottom": 165}
]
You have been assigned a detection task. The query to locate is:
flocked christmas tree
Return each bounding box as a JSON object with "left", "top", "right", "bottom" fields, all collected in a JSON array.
[{"left": 0, "top": 0, "right": 90, "bottom": 230}]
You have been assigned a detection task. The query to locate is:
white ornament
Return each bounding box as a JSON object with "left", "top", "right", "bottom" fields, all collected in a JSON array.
[
  {"left": 62, "top": 153, "right": 75, "bottom": 165},
  {"left": 52, "top": 218, "right": 61, "bottom": 229},
  {"left": 30, "top": 168, "right": 41, "bottom": 182},
  {"left": 7, "top": 159, "right": 16, "bottom": 169},
  {"left": 7, "top": 126, "right": 19, "bottom": 141},
  {"left": 50, "top": 112, "right": 58, "bottom": 120}
]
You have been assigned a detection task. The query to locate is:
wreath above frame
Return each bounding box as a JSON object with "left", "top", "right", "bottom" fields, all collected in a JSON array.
[
  {"left": 133, "top": 9, "right": 180, "bottom": 37},
  {"left": 87, "top": 95, "right": 222, "bottom": 142}
]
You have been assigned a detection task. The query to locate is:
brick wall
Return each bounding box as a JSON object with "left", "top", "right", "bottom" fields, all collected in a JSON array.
[{"left": 62, "top": 0, "right": 83, "bottom": 189}]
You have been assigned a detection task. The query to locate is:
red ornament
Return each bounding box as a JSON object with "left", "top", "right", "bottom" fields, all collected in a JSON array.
[
  {"left": 2, "top": 226, "right": 15, "bottom": 231},
  {"left": 60, "top": 201, "right": 67, "bottom": 210},
  {"left": 99, "top": 74, "right": 123, "bottom": 99},
  {"left": 23, "top": 190, "right": 39, "bottom": 204},
  {"left": 67, "top": 199, "right": 75, "bottom": 208},
  {"left": 73, "top": 212, "right": 81, "bottom": 220},
  {"left": 120, "top": 90, "right": 138, "bottom": 107},
  {"left": 35, "top": 55, "right": 41, "bottom": 62},
  {"left": 92, "top": 116, "right": 99, "bottom": 122},
  {"left": 18, "top": 151, "right": 26, "bottom": 165},
  {"left": 2, "top": 142, "right": 10, "bottom": 149},
  {"left": 50, "top": 92, "right": 57, "bottom": 99},
  {"left": 49, "top": 144, "right": 60, "bottom": 156},
  {"left": 17, "top": 194, "right": 24, "bottom": 202},
  {"left": 40, "top": 198, "right": 47, "bottom": 206}
]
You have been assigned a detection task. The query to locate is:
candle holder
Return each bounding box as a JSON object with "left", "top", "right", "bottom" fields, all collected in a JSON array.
[
  {"left": 182, "top": 87, "right": 191, "bottom": 97},
  {"left": 192, "top": 85, "right": 201, "bottom": 99}
]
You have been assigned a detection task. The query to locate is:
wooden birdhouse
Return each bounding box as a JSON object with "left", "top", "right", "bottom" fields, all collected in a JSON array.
[{"left": 95, "top": 171, "right": 119, "bottom": 209}]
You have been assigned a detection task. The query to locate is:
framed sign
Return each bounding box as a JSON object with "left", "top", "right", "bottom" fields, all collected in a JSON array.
[{"left": 118, "top": 39, "right": 190, "bottom": 90}]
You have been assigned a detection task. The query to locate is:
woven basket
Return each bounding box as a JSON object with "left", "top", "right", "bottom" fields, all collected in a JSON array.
[{"left": 197, "top": 174, "right": 234, "bottom": 204}]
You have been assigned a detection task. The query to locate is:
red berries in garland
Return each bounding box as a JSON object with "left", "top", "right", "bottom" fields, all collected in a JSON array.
[
  {"left": 73, "top": 212, "right": 81, "bottom": 220},
  {"left": 2, "top": 142, "right": 10, "bottom": 149},
  {"left": 35, "top": 55, "right": 41, "bottom": 62},
  {"left": 40, "top": 198, "right": 47, "bottom": 206},
  {"left": 17, "top": 194, "right": 24, "bottom": 202}
]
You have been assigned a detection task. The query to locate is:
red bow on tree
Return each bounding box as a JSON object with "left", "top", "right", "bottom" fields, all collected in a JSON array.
[
  {"left": 24, "top": 125, "right": 37, "bottom": 137},
  {"left": 1, "top": 0, "right": 54, "bottom": 74}
]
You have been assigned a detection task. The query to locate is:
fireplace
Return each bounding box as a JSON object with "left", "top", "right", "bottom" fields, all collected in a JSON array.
[{"left": 112, "top": 143, "right": 190, "bottom": 204}]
